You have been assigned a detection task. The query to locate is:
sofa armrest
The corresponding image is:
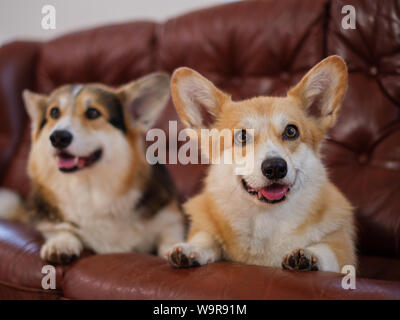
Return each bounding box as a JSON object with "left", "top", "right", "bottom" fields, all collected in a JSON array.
[
  {"left": 62, "top": 253, "right": 400, "bottom": 300},
  {"left": 0, "top": 41, "right": 40, "bottom": 184}
]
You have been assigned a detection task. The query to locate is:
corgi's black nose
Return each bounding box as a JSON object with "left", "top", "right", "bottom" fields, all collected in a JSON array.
[
  {"left": 262, "top": 157, "right": 287, "bottom": 180},
  {"left": 50, "top": 130, "right": 73, "bottom": 149}
]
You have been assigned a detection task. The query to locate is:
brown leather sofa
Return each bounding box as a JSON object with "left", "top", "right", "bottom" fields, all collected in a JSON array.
[{"left": 0, "top": 0, "right": 399, "bottom": 299}]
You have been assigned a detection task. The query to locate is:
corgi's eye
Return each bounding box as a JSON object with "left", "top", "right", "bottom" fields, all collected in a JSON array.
[
  {"left": 234, "top": 129, "right": 252, "bottom": 145},
  {"left": 283, "top": 124, "right": 299, "bottom": 140},
  {"left": 49, "top": 107, "right": 60, "bottom": 119},
  {"left": 85, "top": 107, "right": 101, "bottom": 120}
]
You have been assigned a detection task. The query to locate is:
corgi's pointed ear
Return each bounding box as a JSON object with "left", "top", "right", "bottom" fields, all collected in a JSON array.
[
  {"left": 171, "top": 67, "right": 230, "bottom": 129},
  {"left": 117, "top": 72, "right": 170, "bottom": 131},
  {"left": 22, "top": 89, "right": 48, "bottom": 128},
  {"left": 288, "top": 55, "right": 348, "bottom": 130}
]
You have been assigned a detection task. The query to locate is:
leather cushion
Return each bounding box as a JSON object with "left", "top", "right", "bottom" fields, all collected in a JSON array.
[{"left": 1, "top": 220, "right": 399, "bottom": 299}]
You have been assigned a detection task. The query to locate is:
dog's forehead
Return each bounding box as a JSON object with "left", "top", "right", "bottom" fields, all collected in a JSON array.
[
  {"left": 48, "top": 85, "right": 72, "bottom": 104},
  {"left": 71, "top": 84, "right": 84, "bottom": 97},
  {"left": 47, "top": 84, "right": 85, "bottom": 107},
  {"left": 48, "top": 84, "right": 120, "bottom": 108},
  {"left": 234, "top": 97, "right": 293, "bottom": 130},
  {"left": 81, "top": 85, "right": 119, "bottom": 104}
]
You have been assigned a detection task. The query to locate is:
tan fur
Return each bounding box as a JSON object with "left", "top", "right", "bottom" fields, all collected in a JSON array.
[
  {"left": 168, "top": 56, "right": 356, "bottom": 272},
  {"left": 186, "top": 193, "right": 237, "bottom": 254},
  {"left": 122, "top": 131, "right": 150, "bottom": 195}
]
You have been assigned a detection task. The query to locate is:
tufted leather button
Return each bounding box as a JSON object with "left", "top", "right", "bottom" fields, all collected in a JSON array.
[
  {"left": 368, "top": 15, "right": 374, "bottom": 24},
  {"left": 280, "top": 72, "right": 290, "bottom": 81},
  {"left": 369, "top": 66, "right": 378, "bottom": 76},
  {"left": 358, "top": 153, "right": 369, "bottom": 165}
]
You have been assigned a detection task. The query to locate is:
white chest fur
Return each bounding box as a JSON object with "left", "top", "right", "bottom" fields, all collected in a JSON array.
[
  {"left": 52, "top": 174, "right": 155, "bottom": 254},
  {"left": 232, "top": 210, "right": 312, "bottom": 267}
]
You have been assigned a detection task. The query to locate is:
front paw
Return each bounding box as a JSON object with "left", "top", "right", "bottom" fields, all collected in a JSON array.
[
  {"left": 40, "top": 233, "right": 83, "bottom": 264},
  {"left": 282, "top": 248, "right": 319, "bottom": 271},
  {"left": 168, "top": 244, "right": 201, "bottom": 268}
]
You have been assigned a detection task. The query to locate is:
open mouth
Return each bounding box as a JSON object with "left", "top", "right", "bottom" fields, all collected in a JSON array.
[
  {"left": 241, "top": 179, "right": 289, "bottom": 204},
  {"left": 57, "top": 149, "right": 102, "bottom": 173}
]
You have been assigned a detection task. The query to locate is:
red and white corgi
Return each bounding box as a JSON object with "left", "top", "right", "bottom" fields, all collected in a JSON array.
[
  {"left": 168, "top": 56, "right": 356, "bottom": 272},
  {"left": 0, "top": 72, "right": 184, "bottom": 264}
]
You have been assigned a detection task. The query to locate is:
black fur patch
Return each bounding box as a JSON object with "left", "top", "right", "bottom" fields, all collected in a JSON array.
[
  {"left": 37, "top": 103, "right": 49, "bottom": 132},
  {"left": 92, "top": 88, "right": 127, "bottom": 133},
  {"left": 39, "top": 117, "right": 47, "bottom": 131},
  {"left": 27, "top": 185, "right": 62, "bottom": 223},
  {"left": 135, "top": 164, "right": 175, "bottom": 218}
]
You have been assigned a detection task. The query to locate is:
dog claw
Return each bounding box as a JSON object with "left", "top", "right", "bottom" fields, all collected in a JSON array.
[
  {"left": 168, "top": 247, "right": 200, "bottom": 268},
  {"left": 282, "top": 248, "right": 319, "bottom": 271},
  {"left": 46, "top": 251, "right": 78, "bottom": 264}
]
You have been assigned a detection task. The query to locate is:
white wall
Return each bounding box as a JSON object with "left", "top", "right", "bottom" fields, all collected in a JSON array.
[{"left": 0, "top": 0, "right": 238, "bottom": 45}]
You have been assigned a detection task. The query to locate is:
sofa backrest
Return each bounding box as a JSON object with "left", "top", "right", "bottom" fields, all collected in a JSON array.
[{"left": 1, "top": 0, "right": 399, "bottom": 258}]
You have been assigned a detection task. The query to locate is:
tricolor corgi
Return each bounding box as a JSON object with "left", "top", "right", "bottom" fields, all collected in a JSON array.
[
  {"left": 168, "top": 56, "right": 356, "bottom": 272},
  {"left": 0, "top": 72, "right": 184, "bottom": 264}
]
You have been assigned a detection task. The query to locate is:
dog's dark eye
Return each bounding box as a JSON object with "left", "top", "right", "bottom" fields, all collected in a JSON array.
[
  {"left": 85, "top": 107, "right": 101, "bottom": 120},
  {"left": 283, "top": 124, "right": 299, "bottom": 140},
  {"left": 234, "top": 129, "right": 252, "bottom": 145},
  {"left": 49, "top": 107, "right": 60, "bottom": 119}
]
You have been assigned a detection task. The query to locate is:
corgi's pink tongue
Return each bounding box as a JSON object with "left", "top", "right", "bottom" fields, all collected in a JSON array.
[
  {"left": 58, "top": 157, "right": 85, "bottom": 169},
  {"left": 259, "top": 184, "right": 288, "bottom": 201}
]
